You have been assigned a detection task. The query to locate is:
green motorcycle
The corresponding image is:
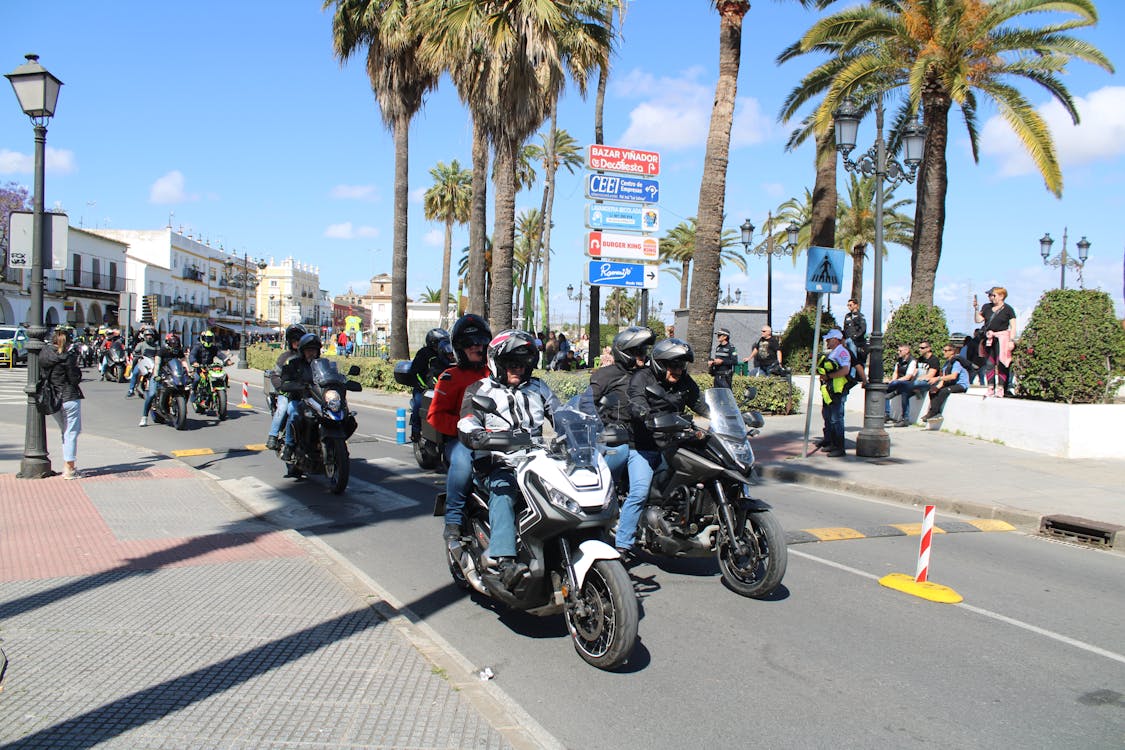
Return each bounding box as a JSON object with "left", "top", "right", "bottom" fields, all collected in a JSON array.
[{"left": 193, "top": 362, "right": 230, "bottom": 421}]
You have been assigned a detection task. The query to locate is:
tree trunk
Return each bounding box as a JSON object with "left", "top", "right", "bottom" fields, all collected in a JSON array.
[
  {"left": 850, "top": 242, "right": 866, "bottom": 305},
  {"left": 807, "top": 126, "right": 838, "bottom": 309},
  {"left": 489, "top": 135, "right": 517, "bottom": 332},
  {"left": 440, "top": 218, "right": 453, "bottom": 327},
  {"left": 909, "top": 89, "right": 951, "bottom": 306},
  {"left": 589, "top": 43, "right": 610, "bottom": 352},
  {"left": 686, "top": 2, "right": 746, "bottom": 363},
  {"left": 390, "top": 115, "right": 410, "bottom": 360},
  {"left": 539, "top": 107, "right": 558, "bottom": 335},
  {"left": 679, "top": 259, "right": 690, "bottom": 309},
  {"left": 468, "top": 119, "right": 489, "bottom": 316}
]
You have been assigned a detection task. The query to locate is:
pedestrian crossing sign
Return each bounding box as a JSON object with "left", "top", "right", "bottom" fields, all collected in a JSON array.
[{"left": 806, "top": 245, "right": 844, "bottom": 293}]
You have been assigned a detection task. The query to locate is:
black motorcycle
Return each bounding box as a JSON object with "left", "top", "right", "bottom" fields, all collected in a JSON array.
[
  {"left": 635, "top": 386, "right": 787, "bottom": 599},
  {"left": 277, "top": 359, "right": 362, "bottom": 494},
  {"left": 393, "top": 361, "right": 449, "bottom": 471},
  {"left": 102, "top": 341, "right": 128, "bottom": 382},
  {"left": 150, "top": 358, "right": 192, "bottom": 431}
]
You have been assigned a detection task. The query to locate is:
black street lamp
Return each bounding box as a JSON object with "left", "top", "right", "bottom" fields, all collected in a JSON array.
[
  {"left": 834, "top": 95, "right": 926, "bottom": 458},
  {"left": 7, "top": 54, "right": 62, "bottom": 479},
  {"left": 224, "top": 254, "right": 266, "bottom": 368},
  {"left": 1038, "top": 228, "right": 1090, "bottom": 290},
  {"left": 566, "top": 282, "right": 587, "bottom": 332}
]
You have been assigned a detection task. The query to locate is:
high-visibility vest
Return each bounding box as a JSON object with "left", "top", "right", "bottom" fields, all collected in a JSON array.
[{"left": 817, "top": 354, "right": 847, "bottom": 404}]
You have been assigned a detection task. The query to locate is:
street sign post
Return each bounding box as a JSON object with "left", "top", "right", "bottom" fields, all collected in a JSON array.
[
  {"left": 585, "top": 203, "right": 659, "bottom": 233},
  {"left": 587, "top": 144, "right": 661, "bottom": 176},
  {"left": 587, "top": 260, "right": 658, "bottom": 289},
  {"left": 806, "top": 245, "right": 845, "bottom": 294},
  {"left": 586, "top": 231, "right": 660, "bottom": 262},
  {"left": 585, "top": 174, "right": 659, "bottom": 204},
  {"left": 7, "top": 211, "right": 69, "bottom": 270}
]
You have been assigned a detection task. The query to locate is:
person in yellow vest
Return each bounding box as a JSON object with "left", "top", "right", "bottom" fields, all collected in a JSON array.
[{"left": 817, "top": 329, "right": 851, "bottom": 457}]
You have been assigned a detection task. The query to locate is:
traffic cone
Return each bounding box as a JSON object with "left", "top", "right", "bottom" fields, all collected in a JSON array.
[{"left": 238, "top": 381, "right": 253, "bottom": 409}]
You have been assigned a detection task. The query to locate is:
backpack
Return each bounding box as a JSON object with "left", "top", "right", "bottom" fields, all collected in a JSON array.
[{"left": 35, "top": 371, "right": 62, "bottom": 415}]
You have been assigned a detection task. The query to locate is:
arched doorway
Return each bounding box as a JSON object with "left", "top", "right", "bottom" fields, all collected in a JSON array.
[
  {"left": 0, "top": 295, "right": 14, "bottom": 324},
  {"left": 73, "top": 303, "right": 86, "bottom": 328},
  {"left": 45, "top": 306, "right": 59, "bottom": 326},
  {"left": 88, "top": 302, "right": 102, "bottom": 329}
]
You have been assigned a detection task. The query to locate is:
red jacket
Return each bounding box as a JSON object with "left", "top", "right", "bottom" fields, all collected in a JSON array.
[{"left": 427, "top": 365, "right": 487, "bottom": 437}]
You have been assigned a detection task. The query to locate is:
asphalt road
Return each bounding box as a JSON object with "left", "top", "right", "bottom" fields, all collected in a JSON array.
[{"left": 11, "top": 368, "right": 1125, "bottom": 749}]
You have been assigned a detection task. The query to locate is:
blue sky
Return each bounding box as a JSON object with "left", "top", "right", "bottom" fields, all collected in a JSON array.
[{"left": 2, "top": 0, "right": 1123, "bottom": 335}]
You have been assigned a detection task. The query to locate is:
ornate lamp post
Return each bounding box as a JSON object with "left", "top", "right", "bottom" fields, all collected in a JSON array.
[
  {"left": 834, "top": 95, "right": 926, "bottom": 458},
  {"left": 1038, "top": 229, "right": 1090, "bottom": 290},
  {"left": 7, "top": 54, "right": 62, "bottom": 479},
  {"left": 224, "top": 254, "right": 266, "bottom": 368},
  {"left": 741, "top": 216, "right": 799, "bottom": 328},
  {"left": 566, "top": 283, "right": 587, "bottom": 332}
]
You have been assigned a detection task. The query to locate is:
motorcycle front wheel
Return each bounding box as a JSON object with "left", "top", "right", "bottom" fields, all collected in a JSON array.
[
  {"left": 171, "top": 395, "right": 188, "bottom": 431},
  {"left": 564, "top": 559, "right": 638, "bottom": 671},
  {"left": 717, "top": 509, "right": 787, "bottom": 599},
  {"left": 114, "top": 364, "right": 125, "bottom": 383},
  {"left": 216, "top": 390, "right": 228, "bottom": 421},
  {"left": 324, "top": 437, "right": 350, "bottom": 494}
]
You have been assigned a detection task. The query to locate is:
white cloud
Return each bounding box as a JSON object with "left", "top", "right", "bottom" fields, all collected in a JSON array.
[
  {"left": 149, "top": 170, "right": 198, "bottom": 204},
  {"left": 323, "top": 222, "right": 380, "bottom": 240},
  {"left": 616, "top": 67, "right": 771, "bottom": 150},
  {"left": 0, "top": 147, "right": 77, "bottom": 175},
  {"left": 762, "top": 182, "right": 786, "bottom": 198},
  {"left": 424, "top": 229, "right": 444, "bottom": 247},
  {"left": 981, "top": 86, "right": 1125, "bottom": 177},
  {"left": 409, "top": 187, "right": 426, "bottom": 203},
  {"left": 330, "top": 184, "right": 379, "bottom": 202}
]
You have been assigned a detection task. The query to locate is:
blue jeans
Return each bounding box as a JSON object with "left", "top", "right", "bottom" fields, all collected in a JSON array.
[
  {"left": 902, "top": 380, "right": 932, "bottom": 419},
  {"left": 141, "top": 377, "right": 159, "bottom": 417},
  {"left": 885, "top": 379, "right": 913, "bottom": 416},
  {"left": 269, "top": 394, "right": 290, "bottom": 438},
  {"left": 284, "top": 399, "right": 301, "bottom": 447},
  {"left": 486, "top": 466, "right": 520, "bottom": 558},
  {"left": 443, "top": 439, "right": 473, "bottom": 527},
  {"left": 821, "top": 393, "right": 846, "bottom": 449},
  {"left": 410, "top": 388, "right": 424, "bottom": 439},
  {"left": 603, "top": 444, "right": 654, "bottom": 550},
  {"left": 127, "top": 364, "right": 140, "bottom": 392},
  {"left": 53, "top": 399, "right": 82, "bottom": 462}
]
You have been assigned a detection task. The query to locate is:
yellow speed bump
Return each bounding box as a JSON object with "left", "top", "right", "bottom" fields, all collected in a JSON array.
[
  {"left": 807, "top": 527, "right": 866, "bottom": 542},
  {"left": 170, "top": 448, "right": 215, "bottom": 457},
  {"left": 879, "top": 573, "right": 963, "bottom": 604}
]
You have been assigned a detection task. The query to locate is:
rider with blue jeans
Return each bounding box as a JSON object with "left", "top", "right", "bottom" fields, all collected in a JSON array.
[
  {"left": 265, "top": 324, "right": 306, "bottom": 451},
  {"left": 628, "top": 337, "right": 707, "bottom": 470},
  {"left": 278, "top": 333, "right": 321, "bottom": 466},
  {"left": 138, "top": 333, "right": 183, "bottom": 427},
  {"left": 590, "top": 326, "right": 656, "bottom": 556},
  {"left": 125, "top": 328, "right": 158, "bottom": 397}
]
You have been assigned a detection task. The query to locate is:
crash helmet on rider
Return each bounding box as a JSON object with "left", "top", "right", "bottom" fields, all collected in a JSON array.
[
  {"left": 284, "top": 324, "right": 307, "bottom": 348},
  {"left": 200, "top": 330, "right": 216, "bottom": 347},
  {"left": 487, "top": 330, "right": 539, "bottom": 387},
  {"left": 612, "top": 326, "right": 656, "bottom": 370},
  {"left": 141, "top": 326, "right": 157, "bottom": 342},
  {"left": 425, "top": 327, "right": 450, "bottom": 350},
  {"left": 165, "top": 332, "right": 181, "bottom": 349},
  {"left": 449, "top": 313, "right": 491, "bottom": 369},
  {"left": 650, "top": 337, "right": 694, "bottom": 378},
  {"left": 297, "top": 332, "right": 322, "bottom": 358}
]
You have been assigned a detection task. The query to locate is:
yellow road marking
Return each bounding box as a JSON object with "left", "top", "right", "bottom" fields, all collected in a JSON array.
[
  {"left": 170, "top": 448, "right": 214, "bottom": 457},
  {"left": 968, "top": 519, "right": 1016, "bottom": 532},
  {"left": 807, "top": 527, "right": 866, "bottom": 541},
  {"left": 888, "top": 523, "right": 947, "bottom": 535},
  {"left": 879, "top": 573, "right": 963, "bottom": 603},
  {"left": 237, "top": 403, "right": 254, "bottom": 409},
  {"left": 244, "top": 444, "right": 268, "bottom": 451}
]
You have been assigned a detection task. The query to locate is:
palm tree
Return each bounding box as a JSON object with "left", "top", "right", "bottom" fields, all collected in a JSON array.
[
  {"left": 327, "top": 0, "right": 440, "bottom": 359},
  {"left": 795, "top": 0, "right": 1113, "bottom": 304},
  {"left": 423, "top": 159, "right": 472, "bottom": 327},
  {"left": 834, "top": 173, "right": 914, "bottom": 304},
  {"left": 514, "top": 208, "right": 543, "bottom": 329},
  {"left": 660, "top": 217, "right": 747, "bottom": 311},
  {"left": 603, "top": 288, "right": 640, "bottom": 327},
  {"left": 420, "top": 286, "right": 447, "bottom": 303},
  {"left": 535, "top": 121, "right": 583, "bottom": 333}
]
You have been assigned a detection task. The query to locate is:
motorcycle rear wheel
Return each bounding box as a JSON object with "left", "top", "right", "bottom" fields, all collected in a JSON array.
[
  {"left": 171, "top": 395, "right": 188, "bottom": 431},
  {"left": 413, "top": 438, "right": 440, "bottom": 470},
  {"left": 565, "top": 559, "right": 638, "bottom": 671},
  {"left": 114, "top": 364, "right": 125, "bottom": 383},
  {"left": 446, "top": 546, "right": 471, "bottom": 591},
  {"left": 324, "top": 437, "right": 350, "bottom": 494},
  {"left": 717, "top": 509, "right": 787, "bottom": 599},
  {"left": 216, "top": 390, "right": 228, "bottom": 421}
]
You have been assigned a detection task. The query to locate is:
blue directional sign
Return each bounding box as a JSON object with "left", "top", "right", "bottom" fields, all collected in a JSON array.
[
  {"left": 805, "top": 245, "right": 845, "bottom": 294},
  {"left": 588, "top": 260, "right": 659, "bottom": 289},
  {"left": 585, "top": 203, "right": 660, "bottom": 232},
  {"left": 585, "top": 174, "right": 660, "bottom": 204}
]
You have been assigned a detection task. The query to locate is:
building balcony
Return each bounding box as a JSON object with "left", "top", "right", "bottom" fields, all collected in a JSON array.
[{"left": 67, "top": 270, "right": 124, "bottom": 293}]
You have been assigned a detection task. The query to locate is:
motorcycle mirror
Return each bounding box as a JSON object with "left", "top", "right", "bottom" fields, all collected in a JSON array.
[
  {"left": 645, "top": 383, "right": 667, "bottom": 399},
  {"left": 742, "top": 410, "right": 765, "bottom": 429},
  {"left": 345, "top": 381, "right": 362, "bottom": 392},
  {"left": 743, "top": 386, "right": 757, "bottom": 401},
  {"left": 471, "top": 394, "right": 499, "bottom": 414},
  {"left": 599, "top": 393, "right": 620, "bottom": 409},
  {"left": 347, "top": 365, "right": 360, "bottom": 376}
]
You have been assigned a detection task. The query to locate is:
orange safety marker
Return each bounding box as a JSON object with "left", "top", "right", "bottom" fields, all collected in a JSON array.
[{"left": 878, "top": 504, "right": 962, "bottom": 603}]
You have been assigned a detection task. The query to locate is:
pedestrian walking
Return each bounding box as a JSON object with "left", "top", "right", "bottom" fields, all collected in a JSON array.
[{"left": 39, "top": 328, "right": 85, "bottom": 479}]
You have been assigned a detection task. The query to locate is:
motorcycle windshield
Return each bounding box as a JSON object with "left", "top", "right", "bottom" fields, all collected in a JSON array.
[
  {"left": 704, "top": 388, "right": 748, "bottom": 441},
  {"left": 166, "top": 358, "right": 186, "bottom": 379},
  {"left": 553, "top": 405, "right": 600, "bottom": 472},
  {"left": 310, "top": 358, "right": 347, "bottom": 387}
]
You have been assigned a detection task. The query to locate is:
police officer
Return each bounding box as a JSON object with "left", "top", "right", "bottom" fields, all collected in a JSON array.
[
  {"left": 707, "top": 328, "right": 738, "bottom": 389},
  {"left": 817, "top": 329, "right": 851, "bottom": 457}
]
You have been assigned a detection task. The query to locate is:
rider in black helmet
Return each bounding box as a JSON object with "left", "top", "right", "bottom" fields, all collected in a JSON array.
[
  {"left": 265, "top": 324, "right": 307, "bottom": 451},
  {"left": 277, "top": 333, "right": 322, "bottom": 465},
  {"left": 628, "top": 337, "right": 707, "bottom": 462},
  {"left": 406, "top": 328, "right": 452, "bottom": 442}
]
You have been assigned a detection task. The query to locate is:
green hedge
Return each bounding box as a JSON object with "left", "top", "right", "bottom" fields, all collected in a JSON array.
[
  {"left": 248, "top": 344, "right": 413, "bottom": 393},
  {"left": 882, "top": 303, "right": 951, "bottom": 373},
  {"left": 780, "top": 306, "right": 838, "bottom": 373}
]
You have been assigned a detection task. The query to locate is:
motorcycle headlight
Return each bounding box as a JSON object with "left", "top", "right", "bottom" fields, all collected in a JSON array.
[
  {"left": 720, "top": 437, "right": 754, "bottom": 471},
  {"left": 324, "top": 389, "right": 342, "bottom": 411},
  {"left": 542, "top": 480, "right": 584, "bottom": 516}
]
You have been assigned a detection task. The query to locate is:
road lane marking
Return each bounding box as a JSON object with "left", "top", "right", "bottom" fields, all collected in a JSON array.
[{"left": 171, "top": 448, "right": 215, "bottom": 457}]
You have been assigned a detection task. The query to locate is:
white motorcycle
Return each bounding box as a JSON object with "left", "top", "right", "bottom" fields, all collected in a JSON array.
[{"left": 438, "top": 395, "right": 639, "bottom": 670}]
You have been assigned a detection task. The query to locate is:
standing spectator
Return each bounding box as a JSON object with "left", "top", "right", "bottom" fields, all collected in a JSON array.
[
  {"left": 884, "top": 343, "right": 917, "bottom": 422},
  {"left": 577, "top": 332, "right": 590, "bottom": 366},
  {"left": 748, "top": 324, "right": 783, "bottom": 376},
  {"left": 975, "top": 286, "right": 1016, "bottom": 397},
  {"left": 553, "top": 332, "right": 571, "bottom": 370},
  {"left": 816, "top": 329, "right": 851, "bottom": 457},
  {"left": 599, "top": 345, "right": 613, "bottom": 367},
  {"left": 922, "top": 344, "right": 970, "bottom": 423},
  {"left": 336, "top": 329, "right": 349, "bottom": 357},
  {"left": 544, "top": 331, "right": 559, "bottom": 370},
  {"left": 898, "top": 341, "right": 942, "bottom": 426},
  {"left": 40, "top": 328, "right": 84, "bottom": 479},
  {"left": 707, "top": 328, "right": 738, "bottom": 389},
  {"left": 842, "top": 298, "right": 868, "bottom": 385}
]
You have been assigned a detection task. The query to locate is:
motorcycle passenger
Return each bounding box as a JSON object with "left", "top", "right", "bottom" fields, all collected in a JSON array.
[
  {"left": 458, "top": 330, "right": 561, "bottom": 588},
  {"left": 428, "top": 313, "right": 491, "bottom": 541},
  {"left": 139, "top": 333, "right": 185, "bottom": 427},
  {"left": 99, "top": 328, "right": 122, "bottom": 381},
  {"left": 188, "top": 330, "right": 228, "bottom": 395},
  {"left": 265, "top": 324, "right": 306, "bottom": 451},
  {"left": 590, "top": 326, "right": 656, "bottom": 556},
  {"left": 627, "top": 337, "right": 708, "bottom": 469},
  {"left": 407, "top": 328, "right": 452, "bottom": 443},
  {"left": 277, "top": 333, "right": 322, "bottom": 467},
  {"left": 126, "top": 327, "right": 159, "bottom": 397}
]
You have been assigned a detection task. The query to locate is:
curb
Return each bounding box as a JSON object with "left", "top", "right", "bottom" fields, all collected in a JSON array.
[{"left": 757, "top": 462, "right": 1044, "bottom": 530}]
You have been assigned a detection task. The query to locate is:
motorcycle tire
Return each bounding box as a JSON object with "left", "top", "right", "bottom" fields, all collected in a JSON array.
[
  {"left": 446, "top": 546, "right": 471, "bottom": 591},
  {"left": 413, "top": 439, "right": 440, "bottom": 471},
  {"left": 716, "top": 509, "right": 787, "bottom": 599},
  {"left": 114, "top": 364, "right": 125, "bottom": 383},
  {"left": 564, "top": 559, "right": 638, "bottom": 671},
  {"left": 216, "top": 390, "right": 228, "bottom": 421},
  {"left": 171, "top": 395, "right": 188, "bottom": 431},
  {"left": 324, "top": 437, "right": 350, "bottom": 495}
]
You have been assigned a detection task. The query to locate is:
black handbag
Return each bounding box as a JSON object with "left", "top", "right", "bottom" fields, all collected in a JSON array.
[{"left": 35, "top": 371, "right": 63, "bottom": 415}]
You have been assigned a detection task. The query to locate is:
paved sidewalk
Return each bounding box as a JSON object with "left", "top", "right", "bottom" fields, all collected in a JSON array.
[{"left": 0, "top": 422, "right": 559, "bottom": 750}]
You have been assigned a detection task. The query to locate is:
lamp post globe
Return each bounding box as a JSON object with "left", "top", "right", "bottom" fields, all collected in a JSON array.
[{"left": 7, "top": 54, "right": 62, "bottom": 479}]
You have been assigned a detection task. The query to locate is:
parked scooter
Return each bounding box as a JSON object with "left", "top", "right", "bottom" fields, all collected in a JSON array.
[
  {"left": 632, "top": 386, "right": 787, "bottom": 599},
  {"left": 276, "top": 359, "right": 362, "bottom": 494},
  {"left": 438, "top": 394, "right": 638, "bottom": 670}
]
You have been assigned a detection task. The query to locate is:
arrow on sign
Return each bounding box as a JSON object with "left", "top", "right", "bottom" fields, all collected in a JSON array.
[{"left": 646, "top": 270, "right": 656, "bottom": 280}]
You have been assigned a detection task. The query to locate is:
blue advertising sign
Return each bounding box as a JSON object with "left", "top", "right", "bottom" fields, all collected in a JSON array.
[
  {"left": 584, "top": 174, "right": 660, "bottom": 204},
  {"left": 585, "top": 203, "right": 659, "bottom": 232},
  {"left": 587, "top": 260, "right": 659, "bottom": 289},
  {"left": 805, "top": 245, "right": 845, "bottom": 294}
]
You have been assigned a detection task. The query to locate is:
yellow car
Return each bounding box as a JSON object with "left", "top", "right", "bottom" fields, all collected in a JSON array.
[{"left": 0, "top": 325, "right": 30, "bottom": 366}]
